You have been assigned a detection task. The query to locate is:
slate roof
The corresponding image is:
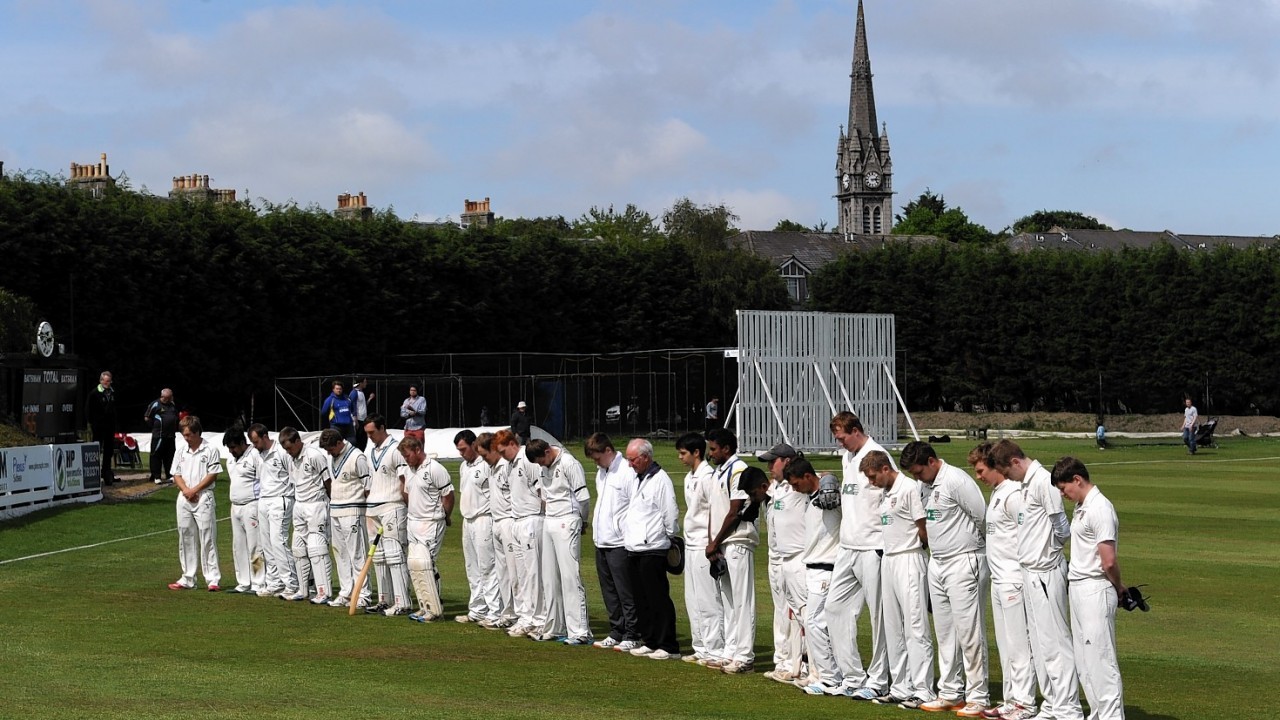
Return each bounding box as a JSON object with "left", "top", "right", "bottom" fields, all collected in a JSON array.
[
  {"left": 731, "top": 231, "right": 939, "bottom": 270},
  {"left": 1008, "top": 229, "right": 1279, "bottom": 252}
]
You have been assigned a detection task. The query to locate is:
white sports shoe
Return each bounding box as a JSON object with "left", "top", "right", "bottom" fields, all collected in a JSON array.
[
  {"left": 629, "top": 645, "right": 654, "bottom": 656},
  {"left": 648, "top": 649, "right": 680, "bottom": 660},
  {"left": 308, "top": 595, "right": 330, "bottom": 605},
  {"left": 614, "top": 640, "right": 641, "bottom": 652},
  {"left": 593, "top": 636, "right": 620, "bottom": 649},
  {"left": 326, "top": 596, "right": 350, "bottom": 608},
  {"left": 507, "top": 623, "right": 532, "bottom": 637},
  {"left": 383, "top": 605, "right": 409, "bottom": 617}
]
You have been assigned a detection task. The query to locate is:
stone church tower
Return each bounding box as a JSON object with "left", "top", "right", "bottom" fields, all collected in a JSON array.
[{"left": 835, "top": 0, "right": 893, "bottom": 235}]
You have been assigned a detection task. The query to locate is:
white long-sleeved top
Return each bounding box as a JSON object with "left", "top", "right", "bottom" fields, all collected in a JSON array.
[
  {"left": 709, "top": 454, "right": 757, "bottom": 546},
  {"left": 458, "top": 455, "right": 491, "bottom": 520},
  {"left": 289, "top": 445, "right": 331, "bottom": 504},
  {"left": 256, "top": 441, "right": 293, "bottom": 498},
  {"left": 171, "top": 439, "right": 222, "bottom": 497},
  {"left": 767, "top": 480, "right": 809, "bottom": 561},
  {"left": 541, "top": 449, "right": 589, "bottom": 520},
  {"left": 985, "top": 479, "right": 1023, "bottom": 585},
  {"left": 623, "top": 462, "right": 678, "bottom": 553},
  {"left": 328, "top": 444, "right": 371, "bottom": 517},
  {"left": 682, "top": 461, "right": 716, "bottom": 546},
  {"left": 366, "top": 436, "right": 406, "bottom": 506},
  {"left": 838, "top": 438, "right": 893, "bottom": 550},
  {"left": 592, "top": 450, "right": 635, "bottom": 549},
  {"left": 490, "top": 457, "right": 513, "bottom": 521},
  {"left": 508, "top": 449, "right": 544, "bottom": 519},
  {"left": 922, "top": 460, "right": 987, "bottom": 559},
  {"left": 1017, "top": 460, "right": 1069, "bottom": 572},
  {"left": 227, "top": 449, "right": 262, "bottom": 505},
  {"left": 802, "top": 494, "right": 842, "bottom": 566},
  {"left": 401, "top": 459, "right": 454, "bottom": 521}
]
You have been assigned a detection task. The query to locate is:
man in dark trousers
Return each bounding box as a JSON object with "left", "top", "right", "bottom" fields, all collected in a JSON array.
[
  {"left": 509, "top": 401, "right": 532, "bottom": 445},
  {"left": 86, "top": 370, "right": 118, "bottom": 485},
  {"left": 143, "top": 387, "right": 179, "bottom": 484}
]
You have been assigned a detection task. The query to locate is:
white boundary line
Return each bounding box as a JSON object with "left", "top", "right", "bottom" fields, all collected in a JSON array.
[
  {"left": 0, "top": 515, "right": 231, "bottom": 566},
  {"left": 1088, "top": 455, "right": 1280, "bottom": 467}
]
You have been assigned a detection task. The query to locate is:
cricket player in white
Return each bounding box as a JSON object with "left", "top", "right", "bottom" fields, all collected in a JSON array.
[
  {"left": 480, "top": 432, "right": 519, "bottom": 628},
  {"left": 827, "top": 411, "right": 892, "bottom": 698},
  {"left": 168, "top": 415, "right": 223, "bottom": 591},
  {"left": 496, "top": 429, "right": 546, "bottom": 636},
  {"left": 759, "top": 444, "right": 808, "bottom": 683},
  {"left": 676, "top": 432, "right": 722, "bottom": 664},
  {"left": 454, "top": 429, "right": 501, "bottom": 626},
  {"left": 224, "top": 429, "right": 264, "bottom": 594},
  {"left": 279, "top": 426, "right": 334, "bottom": 604},
  {"left": 768, "top": 458, "right": 843, "bottom": 695},
  {"left": 901, "top": 441, "right": 991, "bottom": 716},
  {"left": 362, "top": 415, "right": 412, "bottom": 616},
  {"left": 1053, "top": 458, "right": 1128, "bottom": 720},
  {"left": 586, "top": 433, "right": 640, "bottom": 649},
  {"left": 991, "top": 439, "right": 1084, "bottom": 720},
  {"left": 971, "top": 443, "right": 1038, "bottom": 720},
  {"left": 863, "top": 450, "right": 936, "bottom": 708},
  {"left": 399, "top": 434, "right": 454, "bottom": 622},
  {"left": 249, "top": 423, "right": 298, "bottom": 598},
  {"left": 704, "top": 428, "right": 758, "bottom": 674},
  {"left": 527, "top": 439, "right": 592, "bottom": 643},
  {"left": 320, "top": 428, "right": 372, "bottom": 609}
]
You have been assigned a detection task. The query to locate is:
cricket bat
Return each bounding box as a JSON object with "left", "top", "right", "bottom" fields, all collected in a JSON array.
[{"left": 348, "top": 528, "right": 383, "bottom": 616}]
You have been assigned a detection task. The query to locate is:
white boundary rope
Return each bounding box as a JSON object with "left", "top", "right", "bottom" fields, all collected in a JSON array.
[{"left": 0, "top": 515, "right": 231, "bottom": 566}]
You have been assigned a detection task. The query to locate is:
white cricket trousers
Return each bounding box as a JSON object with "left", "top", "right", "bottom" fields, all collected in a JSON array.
[
  {"left": 540, "top": 514, "right": 590, "bottom": 638},
  {"left": 176, "top": 491, "right": 220, "bottom": 588},
  {"left": 332, "top": 512, "right": 371, "bottom": 603},
  {"left": 804, "top": 566, "right": 842, "bottom": 686},
  {"left": 929, "top": 551, "right": 991, "bottom": 704},
  {"left": 408, "top": 516, "right": 447, "bottom": 614},
  {"left": 717, "top": 542, "right": 756, "bottom": 664},
  {"left": 462, "top": 514, "right": 501, "bottom": 622},
  {"left": 991, "top": 580, "right": 1037, "bottom": 708},
  {"left": 684, "top": 536, "right": 723, "bottom": 660},
  {"left": 512, "top": 515, "right": 546, "bottom": 628},
  {"left": 292, "top": 499, "right": 332, "bottom": 597},
  {"left": 1070, "top": 579, "right": 1124, "bottom": 720},
  {"left": 828, "top": 547, "right": 889, "bottom": 690},
  {"left": 368, "top": 503, "right": 409, "bottom": 608},
  {"left": 768, "top": 555, "right": 806, "bottom": 670},
  {"left": 492, "top": 517, "right": 518, "bottom": 622},
  {"left": 230, "top": 500, "right": 264, "bottom": 591},
  {"left": 259, "top": 496, "right": 297, "bottom": 595},
  {"left": 881, "top": 548, "right": 936, "bottom": 702},
  {"left": 1024, "top": 563, "right": 1083, "bottom": 720}
]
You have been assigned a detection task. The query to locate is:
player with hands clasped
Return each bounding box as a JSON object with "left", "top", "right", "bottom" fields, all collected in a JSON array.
[
  {"left": 1051, "top": 457, "right": 1129, "bottom": 720},
  {"left": 321, "top": 428, "right": 373, "bottom": 609},
  {"left": 279, "top": 427, "right": 335, "bottom": 604},
  {"left": 168, "top": 415, "right": 223, "bottom": 591}
]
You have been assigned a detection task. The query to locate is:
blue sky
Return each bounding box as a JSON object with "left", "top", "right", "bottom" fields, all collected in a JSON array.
[{"left": 2, "top": 0, "right": 1277, "bottom": 235}]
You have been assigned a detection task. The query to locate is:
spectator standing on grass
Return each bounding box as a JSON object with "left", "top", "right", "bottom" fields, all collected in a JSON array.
[
  {"left": 704, "top": 396, "right": 719, "bottom": 432},
  {"left": 320, "top": 380, "right": 354, "bottom": 441},
  {"left": 510, "top": 400, "right": 533, "bottom": 445},
  {"left": 1181, "top": 397, "right": 1198, "bottom": 455},
  {"left": 622, "top": 438, "right": 681, "bottom": 660},
  {"left": 401, "top": 385, "right": 427, "bottom": 441},
  {"left": 86, "top": 370, "right": 117, "bottom": 486},
  {"left": 144, "top": 388, "right": 179, "bottom": 484},
  {"left": 169, "top": 415, "right": 223, "bottom": 592}
]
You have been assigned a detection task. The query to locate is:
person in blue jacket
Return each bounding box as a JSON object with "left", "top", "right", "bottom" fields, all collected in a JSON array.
[{"left": 321, "top": 380, "right": 355, "bottom": 441}]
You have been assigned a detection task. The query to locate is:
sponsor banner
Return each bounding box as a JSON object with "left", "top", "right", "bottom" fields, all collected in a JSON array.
[
  {"left": 0, "top": 445, "right": 57, "bottom": 509},
  {"left": 52, "top": 443, "right": 101, "bottom": 497}
]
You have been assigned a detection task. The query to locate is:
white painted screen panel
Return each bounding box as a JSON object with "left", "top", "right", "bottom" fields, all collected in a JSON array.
[{"left": 735, "top": 310, "right": 897, "bottom": 454}]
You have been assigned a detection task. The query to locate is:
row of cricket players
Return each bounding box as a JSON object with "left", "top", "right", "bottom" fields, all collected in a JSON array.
[{"left": 166, "top": 410, "right": 1129, "bottom": 720}]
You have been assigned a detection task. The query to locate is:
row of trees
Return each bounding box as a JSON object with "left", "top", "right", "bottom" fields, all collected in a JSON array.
[{"left": 0, "top": 176, "right": 788, "bottom": 425}]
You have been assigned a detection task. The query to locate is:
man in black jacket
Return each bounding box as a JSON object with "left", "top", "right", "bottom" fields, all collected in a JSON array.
[
  {"left": 86, "top": 370, "right": 118, "bottom": 486},
  {"left": 143, "top": 388, "right": 179, "bottom": 484}
]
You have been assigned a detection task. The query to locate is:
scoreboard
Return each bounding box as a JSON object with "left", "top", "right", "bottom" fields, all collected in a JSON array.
[{"left": 21, "top": 368, "right": 79, "bottom": 440}]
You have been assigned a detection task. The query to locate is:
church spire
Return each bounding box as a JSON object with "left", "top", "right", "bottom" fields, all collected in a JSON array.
[{"left": 848, "top": 0, "right": 878, "bottom": 140}]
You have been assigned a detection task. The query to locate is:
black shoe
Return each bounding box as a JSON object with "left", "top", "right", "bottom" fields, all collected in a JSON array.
[
  {"left": 871, "top": 694, "right": 905, "bottom": 705},
  {"left": 365, "top": 603, "right": 390, "bottom": 615}
]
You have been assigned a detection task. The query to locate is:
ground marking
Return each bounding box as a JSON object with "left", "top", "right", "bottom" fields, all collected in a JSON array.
[{"left": 0, "top": 515, "right": 231, "bottom": 565}]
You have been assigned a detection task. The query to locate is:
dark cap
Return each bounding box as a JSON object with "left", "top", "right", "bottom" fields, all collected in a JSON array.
[{"left": 758, "top": 443, "right": 799, "bottom": 462}]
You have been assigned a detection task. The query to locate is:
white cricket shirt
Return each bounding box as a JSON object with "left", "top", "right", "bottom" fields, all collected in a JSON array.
[
  {"left": 710, "top": 455, "right": 758, "bottom": 547},
  {"left": 878, "top": 473, "right": 926, "bottom": 555},
  {"left": 1067, "top": 485, "right": 1119, "bottom": 583},
  {"left": 802, "top": 495, "right": 842, "bottom": 567},
  {"left": 256, "top": 441, "right": 293, "bottom": 498},
  {"left": 171, "top": 439, "right": 222, "bottom": 496},
  {"left": 227, "top": 449, "right": 262, "bottom": 505},
  {"left": 508, "top": 450, "right": 544, "bottom": 519},
  {"left": 289, "top": 445, "right": 331, "bottom": 504},
  {"left": 838, "top": 438, "right": 892, "bottom": 550},
  {"left": 458, "top": 455, "right": 491, "bottom": 520},
  {"left": 1016, "top": 460, "right": 1067, "bottom": 572},
  {"left": 985, "top": 479, "right": 1022, "bottom": 585},
  {"left": 365, "top": 436, "right": 406, "bottom": 506},
  {"left": 766, "top": 480, "right": 809, "bottom": 561},
  {"left": 541, "top": 449, "right": 589, "bottom": 519},
  {"left": 328, "top": 444, "right": 371, "bottom": 517},
  {"left": 682, "top": 461, "right": 715, "bottom": 545},
  {"left": 923, "top": 460, "right": 987, "bottom": 559},
  {"left": 402, "top": 459, "right": 454, "bottom": 521},
  {"left": 490, "top": 457, "right": 513, "bottom": 521}
]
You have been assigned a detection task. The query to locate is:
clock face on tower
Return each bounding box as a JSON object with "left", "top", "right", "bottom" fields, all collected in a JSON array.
[
  {"left": 841, "top": 173, "right": 851, "bottom": 190},
  {"left": 864, "top": 171, "right": 881, "bottom": 189}
]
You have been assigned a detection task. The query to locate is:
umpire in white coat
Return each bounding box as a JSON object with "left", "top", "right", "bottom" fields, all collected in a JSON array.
[{"left": 622, "top": 438, "right": 681, "bottom": 660}]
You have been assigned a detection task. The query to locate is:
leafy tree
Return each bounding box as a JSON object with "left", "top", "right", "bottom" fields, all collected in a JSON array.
[
  {"left": 571, "top": 204, "right": 661, "bottom": 243},
  {"left": 893, "top": 189, "right": 994, "bottom": 244},
  {"left": 1012, "top": 210, "right": 1112, "bottom": 234},
  {"left": 662, "top": 198, "right": 738, "bottom": 251},
  {"left": 894, "top": 188, "right": 946, "bottom": 225},
  {"left": 0, "top": 287, "right": 38, "bottom": 353},
  {"left": 772, "top": 219, "right": 811, "bottom": 233}
]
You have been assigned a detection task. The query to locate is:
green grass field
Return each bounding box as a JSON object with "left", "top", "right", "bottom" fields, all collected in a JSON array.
[{"left": 2, "top": 437, "right": 1277, "bottom": 719}]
